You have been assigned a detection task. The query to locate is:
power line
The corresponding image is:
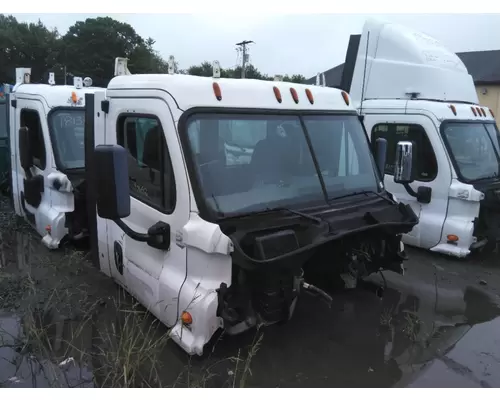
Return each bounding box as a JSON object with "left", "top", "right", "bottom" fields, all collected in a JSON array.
[{"left": 235, "top": 40, "right": 254, "bottom": 79}]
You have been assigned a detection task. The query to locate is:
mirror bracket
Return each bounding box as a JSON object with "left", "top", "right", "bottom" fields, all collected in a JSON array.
[
  {"left": 403, "top": 184, "right": 432, "bottom": 204},
  {"left": 113, "top": 219, "right": 171, "bottom": 251}
]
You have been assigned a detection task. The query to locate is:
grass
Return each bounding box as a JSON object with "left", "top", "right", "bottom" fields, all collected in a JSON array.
[
  {"left": 1, "top": 289, "right": 264, "bottom": 388},
  {"left": 0, "top": 273, "right": 263, "bottom": 388}
]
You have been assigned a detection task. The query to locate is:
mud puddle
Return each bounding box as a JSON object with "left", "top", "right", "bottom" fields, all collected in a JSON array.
[{"left": 1, "top": 197, "right": 500, "bottom": 387}]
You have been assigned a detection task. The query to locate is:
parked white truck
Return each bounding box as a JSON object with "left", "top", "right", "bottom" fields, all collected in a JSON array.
[
  {"left": 338, "top": 18, "right": 500, "bottom": 258},
  {"left": 38, "top": 59, "right": 417, "bottom": 355},
  {"left": 7, "top": 69, "right": 102, "bottom": 248}
]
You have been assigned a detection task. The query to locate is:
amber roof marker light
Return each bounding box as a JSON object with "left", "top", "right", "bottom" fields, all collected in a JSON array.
[
  {"left": 273, "top": 86, "right": 282, "bottom": 103},
  {"left": 341, "top": 91, "right": 350, "bottom": 106},
  {"left": 212, "top": 82, "right": 222, "bottom": 101},
  {"left": 290, "top": 87, "right": 299, "bottom": 104},
  {"left": 305, "top": 88, "right": 314, "bottom": 104}
]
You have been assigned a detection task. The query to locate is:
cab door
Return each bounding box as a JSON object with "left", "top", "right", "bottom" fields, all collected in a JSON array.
[
  {"left": 101, "top": 95, "right": 190, "bottom": 328},
  {"left": 365, "top": 113, "right": 452, "bottom": 249},
  {"left": 14, "top": 99, "right": 56, "bottom": 242}
]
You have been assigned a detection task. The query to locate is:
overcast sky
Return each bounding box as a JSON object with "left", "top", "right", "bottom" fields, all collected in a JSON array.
[{"left": 9, "top": 13, "right": 500, "bottom": 78}]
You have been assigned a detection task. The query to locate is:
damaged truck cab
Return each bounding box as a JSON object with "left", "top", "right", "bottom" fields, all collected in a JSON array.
[
  {"left": 7, "top": 69, "right": 100, "bottom": 248},
  {"left": 84, "top": 59, "right": 418, "bottom": 355},
  {"left": 341, "top": 19, "right": 500, "bottom": 258}
]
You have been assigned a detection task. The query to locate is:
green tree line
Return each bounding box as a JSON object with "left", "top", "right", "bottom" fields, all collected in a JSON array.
[{"left": 0, "top": 15, "right": 305, "bottom": 87}]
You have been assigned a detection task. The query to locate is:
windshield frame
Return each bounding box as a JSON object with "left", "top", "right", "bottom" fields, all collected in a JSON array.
[
  {"left": 439, "top": 119, "right": 500, "bottom": 184},
  {"left": 178, "top": 107, "right": 385, "bottom": 222},
  {"left": 47, "top": 106, "right": 86, "bottom": 172}
]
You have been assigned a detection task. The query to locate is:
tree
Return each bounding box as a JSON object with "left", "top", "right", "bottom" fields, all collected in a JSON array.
[
  {"left": 0, "top": 15, "right": 61, "bottom": 83},
  {"left": 60, "top": 17, "right": 166, "bottom": 86},
  {"left": 0, "top": 15, "right": 306, "bottom": 87}
]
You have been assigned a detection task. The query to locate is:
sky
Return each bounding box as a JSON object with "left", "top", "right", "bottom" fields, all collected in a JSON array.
[{"left": 9, "top": 13, "right": 500, "bottom": 79}]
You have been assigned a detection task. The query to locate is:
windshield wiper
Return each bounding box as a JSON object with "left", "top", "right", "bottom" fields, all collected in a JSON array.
[
  {"left": 261, "top": 207, "right": 325, "bottom": 224},
  {"left": 329, "top": 190, "right": 390, "bottom": 203},
  {"left": 221, "top": 206, "right": 325, "bottom": 225}
]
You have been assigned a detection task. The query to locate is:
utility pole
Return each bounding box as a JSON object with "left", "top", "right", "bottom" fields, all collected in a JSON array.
[{"left": 236, "top": 40, "right": 254, "bottom": 79}]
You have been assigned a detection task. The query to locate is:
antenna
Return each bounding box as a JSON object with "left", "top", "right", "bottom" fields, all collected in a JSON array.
[{"left": 359, "top": 31, "right": 370, "bottom": 115}]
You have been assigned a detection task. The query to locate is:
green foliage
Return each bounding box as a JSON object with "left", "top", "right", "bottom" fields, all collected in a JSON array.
[{"left": 0, "top": 15, "right": 305, "bottom": 86}]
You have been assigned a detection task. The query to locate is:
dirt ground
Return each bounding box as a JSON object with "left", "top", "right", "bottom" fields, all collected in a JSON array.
[{"left": 1, "top": 195, "right": 500, "bottom": 388}]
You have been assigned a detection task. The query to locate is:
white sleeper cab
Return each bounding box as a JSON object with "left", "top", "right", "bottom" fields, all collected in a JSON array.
[
  {"left": 337, "top": 18, "right": 500, "bottom": 258},
  {"left": 7, "top": 68, "right": 101, "bottom": 248}
]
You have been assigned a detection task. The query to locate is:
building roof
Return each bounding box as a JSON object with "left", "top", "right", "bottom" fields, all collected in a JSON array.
[
  {"left": 304, "top": 64, "right": 344, "bottom": 88},
  {"left": 456, "top": 50, "right": 500, "bottom": 85},
  {"left": 306, "top": 49, "right": 500, "bottom": 88}
]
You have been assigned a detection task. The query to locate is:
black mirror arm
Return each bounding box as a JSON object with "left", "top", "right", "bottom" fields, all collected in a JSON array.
[
  {"left": 113, "top": 219, "right": 149, "bottom": 242},
  {"left": 403, "top": 183, "right": 418, "bottom": 199}
]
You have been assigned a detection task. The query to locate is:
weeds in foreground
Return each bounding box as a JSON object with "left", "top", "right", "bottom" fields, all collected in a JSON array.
[{"left": 0, "top": 281, "right": 263, "bottom": 388}]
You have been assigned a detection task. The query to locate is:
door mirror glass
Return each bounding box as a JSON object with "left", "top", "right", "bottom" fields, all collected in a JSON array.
[
  {"left": 19, "top": 127, "right": 33, "bottom": 171},
  {"left": 373, "top": 137, "right": 387, "bottom": 177},
  {"left": 94, "top": 144, "right": 131, "bottom": 220},
  {"left": 394, "top": 140, "right": 414, "bottom": 184}
]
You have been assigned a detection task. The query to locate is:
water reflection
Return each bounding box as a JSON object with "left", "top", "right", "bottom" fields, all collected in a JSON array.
[
  {"left": 0, "top": 310, "right": 93, "bottom": 387},
  {"left": 219, "top": 276, "right": 500, "bottom": 388}
]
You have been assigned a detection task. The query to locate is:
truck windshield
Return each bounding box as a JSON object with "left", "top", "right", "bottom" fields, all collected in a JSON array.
[
  {"left": 441, "top": 122, "right": 500, "bottom": 182},
  {"left": 49, "top": 109, "right": 85, "bottom": 170},
  {"left": 185, "top": 113, "right": 380, "bottom": 216}
]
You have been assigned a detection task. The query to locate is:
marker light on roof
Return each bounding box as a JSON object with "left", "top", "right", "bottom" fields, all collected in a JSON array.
[
  {"left": 490, "top": 109, "right": 495, "bottom": 118},
  {"left": 71, "top": 91, "right": 78, "bottom": 104},
  {"left": 341, "top": 91, "right": 350, "bottom": 106},
  {"left": 481, "top": 108, "right": 487, "bottom": 117},
  {"left": 471, "top": 107, "right": 477, "bottom": 116},
  {"left": 212, "top": 82, "right": 222, "bottom": 101},
  {"left": 290, "top": 88, "right": 299, "bottom": 104},
  {"left": 273, "top": 86, "right": 282, "bottom": 103},
  {"left": 476, "top": 107, "right": 481, "bottom": 116},
  {"left": 305, "top": 88, "right": 314, "bottom": 105},
  {"left": 449, "top": 105, "right": 457, "bottom": 116}
]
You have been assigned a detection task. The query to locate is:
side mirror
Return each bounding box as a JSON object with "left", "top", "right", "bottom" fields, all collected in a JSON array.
[
  {"left": 18, "top": 127, "right": 33, "bottom": 171},
  {"left": 394, "top": 141, "right": 414, "bottom": 184},
  {"left": 94, "top": 144, "right": 131, "bottom": 220},
  {"left": 374, "top": 137, "right": 387, "bottom": 177}
]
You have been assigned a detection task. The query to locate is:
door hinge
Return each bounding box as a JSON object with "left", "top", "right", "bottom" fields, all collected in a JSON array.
[
  {"left": 101, "top": 100, "right": 110, "bottom": 114},
  {"left": 11, "top": 99, "right": 17, "bottom": 108}
]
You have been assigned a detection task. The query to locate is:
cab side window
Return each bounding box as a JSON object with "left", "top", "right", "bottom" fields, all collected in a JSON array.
[
  {"left": 20, "top": 109, "right": 46, "bottom": 170},
  {"left": 117, "top": 115, "right": 176, "bottom": 213},
  {"left": 372, "top": 123, "right": 438, "bottom": 182}
]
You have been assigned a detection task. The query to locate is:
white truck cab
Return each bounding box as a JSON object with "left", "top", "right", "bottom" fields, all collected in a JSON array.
[
  {"left": 82, "top": 59, "right": 419, "bottom": 355},
  {"left": 340, "top": 19, "right": 500, "bottom": 258},
  {"left": 8, "top": 68, "right": 101, "bottom": 248}
]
